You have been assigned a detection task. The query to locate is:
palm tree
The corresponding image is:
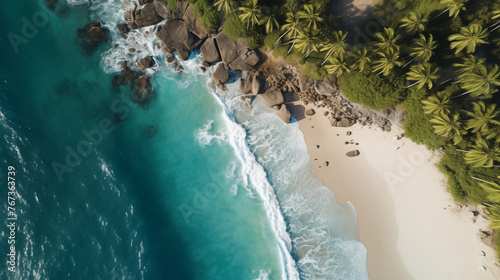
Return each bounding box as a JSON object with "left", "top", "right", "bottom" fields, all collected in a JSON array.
[
  {"left": 465, "top": 102, "right": 500, "bottom": 140},
  {"left": 453, "top": 55, "right": 486, "bottom": 78},
  {"left": 274, "top": 12, "right": 302, "bottom": 51},
  {"left": 297, "top": 3, "right": 324, "bottom": 32},
  {"left": 324, "top": 55, "right": 350, "bottom": 77},
  {"left": 372, "top": 49, "right": 402, "bottom": 76},
  {"left": 422, "top": 91, "right": 452, "bottom": 115},
  {"left": 214, "top": 0, "right": 232, "bottom": 15},
  {"left": 448, "top": 24, "right": 489, "bottom": 54},
  {"left": 400, "top": 12, "right": 428, "bottom": 35},
  {"left": 464, "top": 137, "right": 500, "bottom": 168},
  {"left": 408, "top": 34, "right": 438, "bottom": 64},
  {"left": 350, "top": 47, "right": 371, "bottom": 72},
  {"left": 459, "top": 64, "right": 500, "bottom": 97},
  {"left": 406, "top": 63, "right": 440, "bottom": 89},
  {"left": 490, "top": 10, "right": 500, "bottom": 32},
  {"left": 294, "top": 30, "right": 320, "bottom": 58},
  {"left": 373, "top": 28, "right": 401, "bottom": 52},
  {"left": 320, "top": 30, "right": 348, "bottom": 65},
  {"left": 475, "top": 176, "right": 500, "bottom": 202},
  {"left": 260, "top": 6, "right": 279, "bottom": 34},
  {"left": 429, "top": 113, "right": 466, "bottom": 145},
  {"left": 488, "top": 208, "right": 500, "bottom": 231},
  {"left": 238, "top": 0, "right": 262, "bottom": 30},
  {"left": 433, "top": 0, "right": 468, "bottom": 20}
]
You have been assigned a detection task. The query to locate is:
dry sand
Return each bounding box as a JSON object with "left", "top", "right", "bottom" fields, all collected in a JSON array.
[{"left": 291, "top": 102, "right": 500, "bottom": 280}]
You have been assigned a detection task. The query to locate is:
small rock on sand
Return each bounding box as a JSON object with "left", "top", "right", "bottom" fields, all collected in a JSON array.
[{"left": 346, "top": 150, "right": 360, "bottom": 157}]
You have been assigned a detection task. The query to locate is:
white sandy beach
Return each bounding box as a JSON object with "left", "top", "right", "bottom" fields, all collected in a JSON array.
[{"left": 292, "top": 102, "right": 500, "bottom": 280}]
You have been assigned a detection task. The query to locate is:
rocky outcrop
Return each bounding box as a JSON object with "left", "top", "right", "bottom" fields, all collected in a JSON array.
[
  {"left": 128, "top": 3, "right": 163, "bottom": 29},
  {"left": 264, "top": 65, "right": 396, "bottom": 130},
  {"left": 259, "top": 88, "right": 284, "bottom": 107},
  {"left": 77, "top": 21, "right": 109, "bottom": 53},
  {"left": 156, "top": 19, "right": 204, "bottom": 60},
  {"left": 240, "top": 71, "right": 265, "bottom": 95},
  {"left": 139, "top": 56, "right": 156, "bottom": 69},
  {"left": 215, "top": 32, "right": 260, "bottom": 71},
  {"left": 276, "top": 104, "right": 291, "bottom": 123},
  {"left": 200, "top": 37, "right": 221, "bottom": 64},
  {"left": 314, "top": 79, "right": 337, "bottom": 97},
  {"left": 346, "top": 150, "right": 360, "bottom": 157},
  {"left": 213, "top": 64, "right": 229, "bottom": 89}
]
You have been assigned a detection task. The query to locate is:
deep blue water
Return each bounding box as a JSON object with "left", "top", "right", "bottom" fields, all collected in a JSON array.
[{"left": 0, "top": 1, "right": 368, "bottom": 279}]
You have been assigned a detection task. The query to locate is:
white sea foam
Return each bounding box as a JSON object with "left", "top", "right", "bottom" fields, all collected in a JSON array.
[
  {"left": 254, "top": 269, "right": 272, "bottom": 280},
  {"left": 197, "top": 120, "right": 227, "bottom": 146}
]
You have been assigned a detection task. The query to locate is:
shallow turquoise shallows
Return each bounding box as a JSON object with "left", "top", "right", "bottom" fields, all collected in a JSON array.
[{"left": 0, "top": 1, "right": 368, "bottom": 279}]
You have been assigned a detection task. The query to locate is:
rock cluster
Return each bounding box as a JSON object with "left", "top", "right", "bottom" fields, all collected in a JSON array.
[
  {"left": 263, "top": 65, "right": 399, "bottom": 130},
  {"left": 111, "top": 62, "right": 154, "bottom": 104}
]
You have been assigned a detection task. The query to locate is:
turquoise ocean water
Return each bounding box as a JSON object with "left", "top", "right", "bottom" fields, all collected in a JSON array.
[{"left": 0, "top": 1, "right": 368, "bottom": 279}]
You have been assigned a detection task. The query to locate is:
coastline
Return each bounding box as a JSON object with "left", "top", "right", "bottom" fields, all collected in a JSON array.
[
  {"left": 292, "top": 102, "right": 500, "bottom": 279},
  {"left": 68, "top": 0, "right": 500, "bottom": 278}
]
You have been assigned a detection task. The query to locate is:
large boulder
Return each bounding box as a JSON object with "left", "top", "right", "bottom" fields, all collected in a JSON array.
[
  {"left": 240, "top": 71, "right": 264, "bottom": 95},
  {"left": 276, "top": 104, "right": 291, "bottom": 123},
  {"left": 129, "top": 3, "right": 163, "bottom": 29},
  {"left": 139, "top": 56, "right": 156, "bottom": 69},
  {"left": 200, "top": 37, "right": 221, "bottom": 64},
  {"left": 215, "top": 32, "right": 238, "bottom": 65},
  {"left": 259, "top": 88, "right": 284, "bottom": 107},
  {"left": 337, "top": 117, "right": 355, "bottom": 127},
  {"left": 314, "top": 80, "right": 337, "bottom": 96},
  {"left": 215, "top": 32, "right": 261, "bottom": 71},
  {"left": 183, "top": 4, "right": 208, "bottom": 39},
  {"left": 152, "top": 0, "right": 173, "bottom": 20},
  {"left": 156, "top": 19, "right": 203, "bottom": 60},
  {"left": 139, "top": 0, "right": 154, "bottom": 5},
  {"left": 213, "top": 64, "right": 229, "bottom": 89}
]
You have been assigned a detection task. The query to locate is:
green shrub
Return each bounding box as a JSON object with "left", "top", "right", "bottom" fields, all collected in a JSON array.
[
  {"left": 438, "top": 147, "right": 488, "bottom": 203},
  {"left": 223, "top": 13, "right": 249, "bottom": 39},
  {"left": 246, "top": 36, "right": 261, "bottom": 49},
  {"left": 402, "top": 89, "right": 447, "bottom": 150},
  {"left": 263, "top": 30, "right": 282, "bottom": 48},
  {"left": 299, "top": 61, "right": 327, "bottom": 80},
  {"left": 194, "top": 0, "right": 220, "bottom": 33},
  {"left": 166, "top": 0, "right": 177, "bottom": 10},
  {"left": 337, "top": 71, "right": 407, "bottom": 110}
]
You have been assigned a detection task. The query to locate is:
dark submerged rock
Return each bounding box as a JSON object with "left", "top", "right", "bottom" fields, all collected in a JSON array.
[
  {"left": 78, "top": 21, "right": 109, "bottom": 53},
  {"left": 45, "top": 0, "right": 58, "bottom": 10},
  {"left": 132, "top": 75, "right": 153, "bottom": 103}
]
